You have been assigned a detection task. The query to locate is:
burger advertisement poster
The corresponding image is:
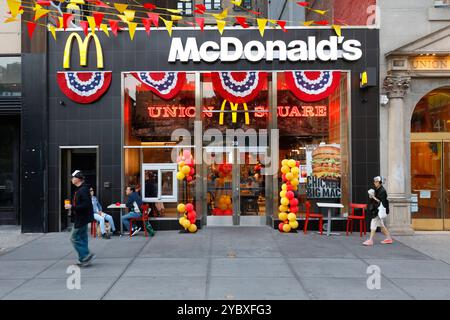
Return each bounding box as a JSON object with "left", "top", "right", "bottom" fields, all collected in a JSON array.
[{"left": 306, "top": 144, "right": 341, "bottom": 199}]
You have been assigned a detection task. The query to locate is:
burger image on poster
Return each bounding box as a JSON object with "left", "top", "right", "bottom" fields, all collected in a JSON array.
[{"left": 311, "top": 144, "right": 341, "bottom": 180}]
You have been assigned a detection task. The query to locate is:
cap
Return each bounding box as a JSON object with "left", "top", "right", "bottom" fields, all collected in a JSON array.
[
  {"left": 373, "top": 176, "right": 382, "bottom": 182},
  {"left": 71, "top": 170, "right": 85, "bottom": 180}
]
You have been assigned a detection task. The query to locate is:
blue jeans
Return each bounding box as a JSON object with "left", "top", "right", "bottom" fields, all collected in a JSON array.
[
  {"left": 70, "top": 225, "right": 90, "bottom": 261},
  {"left": 94, "top": 213, "right": 116, "bottom": 233},
  {"left": 122, "top": 212, "right": 142, "bottom": 231}
]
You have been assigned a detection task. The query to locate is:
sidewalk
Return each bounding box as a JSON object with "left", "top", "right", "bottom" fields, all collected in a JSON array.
[{"left": 1, "top": 227, "right": 450, "bottom": 300}]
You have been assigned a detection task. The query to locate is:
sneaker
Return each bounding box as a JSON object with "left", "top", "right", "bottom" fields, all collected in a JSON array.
[
  {"left": 131, "top": 227, "right": 141, "bottom": 237},
  {"left": 79, "top": 253, "right": 96, "bottom": 267},
  {"left": 363, "top": 239, "right": 374, "bottom": 246},
  {"left": 381, "top": 238, "right": 393, "bottom": 244}
]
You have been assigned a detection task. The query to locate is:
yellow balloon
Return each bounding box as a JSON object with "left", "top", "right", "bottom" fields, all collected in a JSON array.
[
  {"left": 278, "top": 212, "right": 288, "bottom": 221},
  {"left": 178, "top": 161, "right": 185, "bottom": 167},
  {"left": 281, "top": 166, "right": 290, "bottom": 174},
  {"left": 291, "top": 178, "right": 299, "bottom": 186},
  {"left": 288, "top": 213, "right": 297, "bottom": 222},
  {"left": 281, "top": 184, "right": 287, "bottom": 191},
  {"left": 281, "top": 197, "right": 289, "bottom": 206},
  {"left": 292, "top": 185, "right": 298, "bottom": 191},
  {"left": 177, "top": 203, "right": 186, "bottom": 213},
  {"left": 281, "top": 159, "right": 289, "bottom": 167},
  {"left": 183, "top": 219, "right": 191, "bottom": 229},
  {"left": 182, "top": 165, "right": 191, "bottom": 175},
  {"left": 286, "top": 172, "right": 294, "bottom": 181},
  {"left": 188, "top": 223, "right": 197, "bottom": 233},
  {"left": 279, "top": 190, "right": 287, "bottom": 198},
  {"left": 225, "top": 197, "right": 231, "bottom": 205},
  {"left": 283, "top": 223, "right": 292, "bottom": 233},
  {"left": 291, "top": 167, "right": 300, "bottom": 175},
  {"left": 179, "top": 217, "right": 187, "bottom": 225},
  {"left": 176, "top": 172, "right": 185, "bottom": 180},
  {"left": 288, "top": 159, "right": 296, "bottom": 168},
  {"left": 279, "top": 205, "right": 289, "bottom": 212},
  {"left": 289, "top": 220, "right": 299, "bottom": 229}
]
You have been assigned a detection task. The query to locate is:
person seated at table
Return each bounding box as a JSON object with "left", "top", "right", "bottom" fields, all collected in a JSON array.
[
  {"left": 122, "top": 185, "right": 143, "bottom": 237},
  {"left": 90, "top": 187, "right": 118, "bottom": 238}
]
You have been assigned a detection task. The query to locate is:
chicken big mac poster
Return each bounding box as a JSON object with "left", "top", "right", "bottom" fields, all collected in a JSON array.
[{"left": 306, "top": 144, "right": 341, "bottom": 199}]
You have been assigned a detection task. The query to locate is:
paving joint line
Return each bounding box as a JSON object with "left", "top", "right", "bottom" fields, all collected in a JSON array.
[{"left": 204, "top": 229, "right": 213, "bottom": 300}]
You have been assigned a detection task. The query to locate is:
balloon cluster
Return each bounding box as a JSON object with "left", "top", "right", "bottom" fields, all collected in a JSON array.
[
  {"left": 278, "top": 159, "right": 300, "bottom": 233},
  {"left": 217, "top": 163, "right": 232, "bottom": 178},
  {"left": 212, "top": 194, "right": 233, "bottom": 216},
  {"left": 176, "top": 150, "right": 195, "bottom": 182},
  {"left": 178, "top": 203, "right": 198, "bottom": 233}
]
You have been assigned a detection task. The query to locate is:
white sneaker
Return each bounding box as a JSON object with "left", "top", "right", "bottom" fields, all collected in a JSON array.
[{"left": 131, "top": 227, "right": 141, "bottom": 237}]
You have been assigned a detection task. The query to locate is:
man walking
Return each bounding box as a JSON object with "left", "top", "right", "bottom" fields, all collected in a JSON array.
[{"left": 65, "top": 170, "right": 96, "bottom": 266}]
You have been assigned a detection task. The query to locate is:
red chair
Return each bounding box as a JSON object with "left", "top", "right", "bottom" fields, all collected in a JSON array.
[
  {"left": 303, "top": 201, "right": 323, "bottom": 235},
  {"left": 90, "top": 220, "right": 97, "bottom": 238},
  {"left": 129, "top": 204, "right": 151, "bottom": 238},
  {"left": 346, "top": 203, "right": 367, "bottom": 237}
]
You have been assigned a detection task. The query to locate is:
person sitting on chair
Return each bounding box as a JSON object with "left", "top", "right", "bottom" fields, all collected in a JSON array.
[
  {"left": 90, "top": 187, "right": 118, "bottom": 239},
  {"left": 122, "top": 185, "right": 143, "bottom": 237}
]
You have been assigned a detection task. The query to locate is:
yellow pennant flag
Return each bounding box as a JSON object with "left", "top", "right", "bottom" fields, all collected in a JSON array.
[
  {"left": 161, "top": 18, "right": 174, "bottom": 37},
  {"left": 100, "top": 24, "right": 109, "bottom": 37},
  {"left": 70, "top": 0, "right": 85, "bottom": 4},
  {"left": 231, "top": 0, "right": 242, "bottom": 5},
  {"left": 332, "top": 24, "right": 342, "bottom": 37},
  {"left": 34, "top": 7, "right": 50, "bottom": 21},
  {"left": 66, "top": 4, "right": 80, "bottom": 11},
  {"left": 86, "top": 16, "right": 96, "bottom": 33},
  {"left": 166, "top": 9, "right": 182, "bottom": 14},
  {"left": 257, "top": 18, "right": 267, "bottom": 37},
  {"left": 7, "top": 0, "right": 22, "bottom": 18},
  {"left": 128, "top": 22, "right": 137, "bottom": 40},
  {"left": 216, "top": 20, "right": 226, "bottom": 35},
  {"left": 58, "top": 17, "right": 63, "bottom": 29},
  {"left": 269, "top": 19, "right": 277, "bottom": 25},
  {"left": 118, "top": 15, "right": 128, "bottom": 23},
  {"left": 171, "top": 15, "right": 182, "bottom": 21},
  {"left": 123, "top": 9, "right": 135, "bottom": 22},
  {"left": 303, "top": 20, "right": 314, "bottom": 26},
  {"left": 48, "top": 25, "right": 56, "bottom": 40},
  {"left": 213, "top": 8, "right": 228, "bottom": 21},
  {"left": 4, "top": 17, "right": 18, "bottom": 23},
  {"left": 313, "top": 9, "right": 327, "bottom": 15},
  {"left": 114, "top": 3, "right": 128, "bottom": 13}
]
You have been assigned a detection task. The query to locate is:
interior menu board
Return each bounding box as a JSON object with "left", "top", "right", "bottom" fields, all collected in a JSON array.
[{"left": 306, "top": 144, "right": 341, "bottom": 199}]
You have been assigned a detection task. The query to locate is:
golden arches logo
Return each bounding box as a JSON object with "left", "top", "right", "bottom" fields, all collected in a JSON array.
[
  {"left": 63, "top": 33, "right": 104, "bottom": 69},
  {"left": 218, "top": 100, "right": 250, "bottom": 125}
]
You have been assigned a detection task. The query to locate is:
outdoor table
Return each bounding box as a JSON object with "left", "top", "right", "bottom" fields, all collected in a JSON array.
[
  {"left": 107, "top": 203, "right": 127, "bottom": 235},
  {"left": 316, "top": 202, "right": 344, "bottom": 236}
]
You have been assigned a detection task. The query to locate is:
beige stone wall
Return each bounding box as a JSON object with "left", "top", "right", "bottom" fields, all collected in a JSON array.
[{"left": 0, "top": 1, "right": 21, "bottom": 54}]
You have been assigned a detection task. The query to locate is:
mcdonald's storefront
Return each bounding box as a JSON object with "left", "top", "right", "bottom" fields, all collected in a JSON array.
[{"left": 25, "top": 26, "right": 380, "bottom": 232}]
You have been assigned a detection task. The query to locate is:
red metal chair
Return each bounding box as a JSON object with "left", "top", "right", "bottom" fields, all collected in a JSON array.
[
  {"left": 346, "top": 203, "right": 367, "bottom": 237},
  {"left": 129, "top": 204, "right": 151, "bottom": 238},
  {"left": 90, "top": 220, "right": 97, "bottom": 238},
  {"left": 303, "top": 201, "right": 323, "bottom": 235}
]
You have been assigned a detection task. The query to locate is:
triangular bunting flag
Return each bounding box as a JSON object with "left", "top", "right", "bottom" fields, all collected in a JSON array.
[
  {"left": 128, "top": 22, "right": 137, "bottom": 40},
  {"left": 277, "top": 20, "right": 287, "bottom": 32},
  {"left": 114, "top": 3, "right": 128, "bottom": 13},
  {"left": 7, "top": 0, "right": 22, "bottom": 18},
  {"left": 166, "top": 9, "right": 181, "bottom": 14},
  {"left": 231, "top": 0, "right": 242, "bottom": 5},
  {"left": 27, "top": 21, "right": 37, "bottom": 39},
  {"left": 303, "top": 20, "right": 314, "bottom": 26},
  {"left": 100, "top": 23, "right": 109, "bottom": 37},
  {"left": 34, "top": 7, "right": 49, "bottom": 20},
  {"left": 161, "top": 17, "right": 173, "bottom": 36},
  {"left": 147, "top": 13, "right": 159, "bottom": 27},
  {"left": 142, "top": 18, "right": 152, "bottom": 35},
  {"left": 57, "top": 17, "right": 63, "bottom": 29},
  {"left": 109, "top": 19, "right": 119, "bottom": 36},
  {"left": 235, "top": 16, "right": 249, "bottom": 28},
  {"left": 313, "top": 9, "right": 327, "bottom": 15},
  {"left": 257, "top": 18, "right": 267, "bottom": 37},
  {"left": 62, "top": 13, "right": 74, "bottom": 30},
  {"left": 66, "top": 3, "right": 80, "bottom": 11},
  {"left": 93, "top": 12, "right": 104, "bottom": 29},
  {"left": 86, "top": 16, "right": 96, "bottom": 33},
  {"left": 195, "top": 4, "right": 206, "bottom": 13},
  {"left": 143, "top": 3, "right": 156, "bottom": 10},
  {"left": 80, "top": 20, "right": 89, "bottom": 36},
  {"left": 216, "top": 19, "right": 226, "bottom": 35},
  {"left": 212, "top": 8, "right": 228, "bottom": 20},
  {"left": 195, "top": 17, "right": 205, "bottom": 31},
  {"left": 37, "top": 1, "right": 51, "bottom": 6},
  {"left": 70, "top": 0, "right": 85, "bottom": 4},
  {"left": 297, "top": 1, "right": 309, "bottom": 6},
  {"left": 48, "top": 25, "right": 56, "bottom": 40},
  {"left": 4, "top": 17, "right": 18, "bottom": 23},
  {"left": 332, "top": 24, "right": 342, "bottom": 37},
  {"left": 314, "top": 20, "right": 329, "bottom": 25},
  {"left": 171, "top": 15, "right": 182, "bottom": 21},
  {"left": 123, "top": 9, "right": 135, "bottom": 22}
]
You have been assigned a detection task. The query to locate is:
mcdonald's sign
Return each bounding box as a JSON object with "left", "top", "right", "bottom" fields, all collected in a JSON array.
[
  {"left": 219, "top": 100, "right": 250, "bottom": 125},
  {"left": 63, "top": 33, "right": 104, "bottom": 69}
]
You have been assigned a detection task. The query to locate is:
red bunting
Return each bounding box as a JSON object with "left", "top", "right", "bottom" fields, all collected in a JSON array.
[
  {"left": 80, "top": 20, "right": 89, "bottom": 36},
  {"left": 27, "top": 22, "right": 36, "bottom": 39},
  {"left": 109, "top": 20, "right": 119, "bottom": 36},
  {"left": 143, "top": 3, "right": 157, "bottom": 10},
  {"left": 147, "top": 13, "right": 159, "bottom": 27},
  {"left": 36, "top": 1, "right": 51, "bottom": 6},
  {"left": 195, "top": 17, "right": 205, "bottom": 31},
  {"left": 315, "top": 20, "right": 329, "bottom": 25},
  {"left": 195, "top": 4, "right": 206, "bottom": 12},
  {"left": 93, "top": 13, "right": 104, "bottom": 30},
  {"left": 62, "top": 13, "right": 74, "bottom": 30},
  {"left": 297, "top": 2, "right": 309, "bottom": 6},
  {"left": 235, "top": 17, "right": 249, "bottom": 28},
  {"left": 87, "top": 0, "right": 109, "bottom": 8},
  {"left": 194, "top": 9, "right": 205, "bottom": 14},
  {"left": 277, "top": 20, "right": 287, "bottom": 32},
  {"left": 248, "top": 10, "right": 262, "bottom": 16},
  {"left": 142, "top": 18, "right": 152, "bottom": 36}
]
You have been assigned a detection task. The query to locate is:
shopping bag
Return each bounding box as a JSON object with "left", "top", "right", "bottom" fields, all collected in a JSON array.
[
  {"left": 145, "top": 221, "right": 155, "bottom": 236},
  {"left": 378, "top": 202, "right": 387, "bottom": 219}
]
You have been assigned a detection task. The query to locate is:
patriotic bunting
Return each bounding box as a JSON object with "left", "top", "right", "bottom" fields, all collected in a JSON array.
[
  {"left": 284, "top": 71, "right": 341, "bottom": 102},
  {"left": 57, "top": 71, "right": 112, "bottom": 104},
  {"left": 211, "top": 72, "right": 267, "bottom": 104},
  {"left": 131, "top": 72, "right": 186, "bottom": 100}
]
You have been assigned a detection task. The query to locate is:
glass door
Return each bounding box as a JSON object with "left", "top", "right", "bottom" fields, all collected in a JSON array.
[{"left": 444, "top": 141, "right": 450, "bottom": 230}]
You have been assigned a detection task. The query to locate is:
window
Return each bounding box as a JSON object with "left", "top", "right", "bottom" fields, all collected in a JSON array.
[
  {"left": 177, "top": 0, "right": 193, "bottom": 15},
  {"left": 142, "top": 164, "right": 178, "bottom": 202},
  {"left": 0, "top": 57, "right": 21, "bottom": 97},
  {"left": 434, "top": 0, "right": 450, "bottom": 7},
  {"left": 205, "top": 0, "right": 221, "bottom": 10},
  {"left": 233, "top": 0, "right": 251, "bottom": 10}
]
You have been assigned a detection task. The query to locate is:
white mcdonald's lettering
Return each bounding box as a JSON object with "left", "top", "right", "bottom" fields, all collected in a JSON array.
[{"left": 147, "top": 105, "right": 327, "bottom": 118}]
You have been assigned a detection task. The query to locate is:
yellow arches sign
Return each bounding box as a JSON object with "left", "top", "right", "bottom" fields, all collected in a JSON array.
[{"left": 63, "top": 33, "right": 104, "bottom": 69}]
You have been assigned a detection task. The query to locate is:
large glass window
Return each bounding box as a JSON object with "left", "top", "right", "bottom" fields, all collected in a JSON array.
[
  {"left": 0, "top": 57, "right": 21, "bottom": 97},
  {"left": 411, "top": 87, "right": 450, "bottom": 133},
  {"left": 177, "top": 0, "right": 193, "bottom": 15},
  {"left": 205, "top": 0, "right": 221, "bottom": 10}
]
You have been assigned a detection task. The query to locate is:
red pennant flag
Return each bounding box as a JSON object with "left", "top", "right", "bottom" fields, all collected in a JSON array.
[
  {"left": 143, "top": 3, "right": 156, "bottom": 10},
  {"left": 184, "top": 21, "right": 195, "bottom": 27},
  {"left": 297, "top": 2, "right": 309, "bottom": 6},
  {"left": 142, "top": 18, "right": 152, "bottom": 36},
  {"left": 147, "top": 12, "right": 159, "bottom": 27},
  {"left": 248, "top": 10, "right": 262, "bottom": 16},
  {"left": 37, "top": 1, "right": 51, "bottom": 6},
  {"left": 315, "top": 20, "right": 329, "bottom": 25},
  {"left": 63, "top": 13, "right": 74, "bottom": 30},
  {"left": 194, "top": 9, "right": 205, "bottom": 14},
  {"left": 277, "top": 20, "right": 287, "bottom": 32},
  {"left": 80, "top": 20, "right": 89, "bottom": 36},
  {"left": 195, "top": 17, "right": 205, "bottom": 31},
  {"left": 93, "top": 12, "right": 104, "bottom": 30},
  {"left": 109, "top": 20, "right": 119, "bottom": 36},
  {"left": 195, "top": 4, "right": 206, "bottom": 12},
  {"left": 86, "top": 0, "right": 109, "bottom": 8},
  {"left": 27, "top": 22, "right": 37, "bottom": 39},
  {"left": 235, "top": 16, "right": 249, "bottom": 28}
]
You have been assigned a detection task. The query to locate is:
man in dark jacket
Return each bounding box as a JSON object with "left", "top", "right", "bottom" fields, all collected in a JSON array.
[
  {"left": 64, "top": 170, "right": 96, "bottom": 266},
  {"left": 363, "top": 176, "right": 393, "bottom": 246},
  {"left": 122, "top": 185, "right": 143, "bottom": 236}
]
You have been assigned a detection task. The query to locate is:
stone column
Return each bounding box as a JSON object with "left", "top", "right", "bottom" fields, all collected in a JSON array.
[{"left": 383, "top": 75, "right": 415, "bottom": 235}]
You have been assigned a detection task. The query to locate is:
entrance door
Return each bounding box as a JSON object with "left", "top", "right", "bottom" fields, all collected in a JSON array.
[{"left": 411, "top": 140, "right": 450, "bottom": 230}]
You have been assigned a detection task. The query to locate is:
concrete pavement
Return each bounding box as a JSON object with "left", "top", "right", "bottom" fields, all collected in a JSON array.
[{"left": 1, "top": 227, "right": 450, "bottom": 300}]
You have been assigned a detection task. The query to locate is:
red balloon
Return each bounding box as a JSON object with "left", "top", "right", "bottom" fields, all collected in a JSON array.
[
  {"left": 278, "top": 222, "right": 285, "bottom": 232},
  {"left": 296, "top": 161, "right": 300, "bottom": 167},
  {"left": 289, "top": 206, "right": 299, "bottom": 213},
  {"left": 286, "top": 191, "right": 295, "bottom": 199},
  {"left": 189, "top": 167, "right": 195, "bottom": 176},
  {"left": 185, "top": 203, "right": 194, "bottom": 212},
  {"left": 224, "top": 209, "right": 233, "bottom": 215},
  {"left": 289, "top": 198, "right": 299, "bottom": 207},
  {"left": 187, "top": 211, "right": 196, "bottom": 221},
  {"left": 282, "top": 173, "right": 287, "bottom": 182},
  {"left": 287, "top": 185, "right": 293, "bottom": 191},
  {"left": 187, "top": 176, "right": 193, "bottom": 182}
]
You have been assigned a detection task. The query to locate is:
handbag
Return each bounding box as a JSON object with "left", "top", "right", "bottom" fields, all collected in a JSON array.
[{"left": 378, "top": 202, "right": 387, "bottom": 219}]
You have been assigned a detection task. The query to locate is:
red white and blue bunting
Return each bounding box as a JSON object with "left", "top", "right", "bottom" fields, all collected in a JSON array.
[
  {"left": 285, "top": 71, "right": 341, "bottom": 102},
  {"left": 57, "top": 71, "right": 112, "bottom": 104},
  {"left": 131, "top": 72, "right": 186, "bottom": 100},
  {"left": 211, "top": 72, "right": 267, "bottom": 104}
]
